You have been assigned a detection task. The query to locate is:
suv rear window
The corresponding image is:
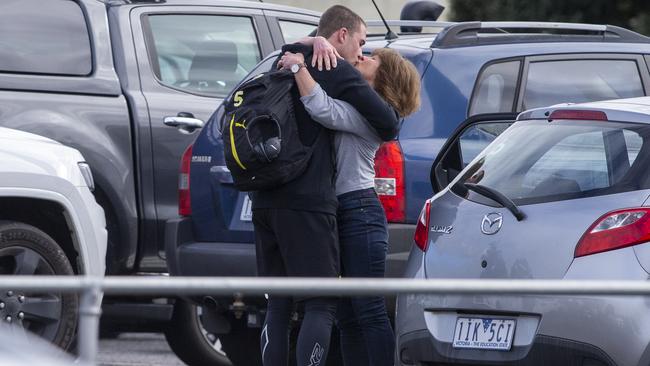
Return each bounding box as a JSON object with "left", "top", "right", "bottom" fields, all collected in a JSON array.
[
  {"left": 453, "top": 119, "right": 650, "bottom": 206},
  {"left": 469, "top": 61, "right": 520, "bottom": 115},
  {"left": 469, "top": 58, "right": 646, "bottom": 115},
  {"left": 0, "top": 0, "right": 92, "bottom": 76},
  {"left": 209, "top": 53, "right": 278, "bottom": 136},
  {"left": 523, "top": 60, "right": 644, "bottom": 110}
]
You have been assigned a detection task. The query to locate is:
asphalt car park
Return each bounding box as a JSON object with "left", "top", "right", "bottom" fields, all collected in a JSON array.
[{"left": 98, "top": 333, "right": 184, "bottom": 366}]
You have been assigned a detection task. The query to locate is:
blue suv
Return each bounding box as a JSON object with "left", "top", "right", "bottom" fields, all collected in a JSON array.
[{"left": 166, "top": 20, "right": 650, "bottom": 364}]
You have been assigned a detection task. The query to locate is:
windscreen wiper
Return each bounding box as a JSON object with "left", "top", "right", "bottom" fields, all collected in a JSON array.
[{"left": 464, "top": 183, "right": 526, "bottom": 221}]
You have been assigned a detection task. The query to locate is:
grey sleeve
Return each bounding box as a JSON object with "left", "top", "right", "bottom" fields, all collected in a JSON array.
[{"left": 300, "top": 84, "right": 378, "bottom": 137}]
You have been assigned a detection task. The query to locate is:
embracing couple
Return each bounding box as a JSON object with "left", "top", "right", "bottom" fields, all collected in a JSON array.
[{"left": 251, "top": 5, "right": 421, "bottom": 366}]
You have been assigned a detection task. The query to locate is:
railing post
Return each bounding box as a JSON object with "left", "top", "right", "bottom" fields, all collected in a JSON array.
[{"left": 78, "top": 283, "right": 103, "bottom": 365}]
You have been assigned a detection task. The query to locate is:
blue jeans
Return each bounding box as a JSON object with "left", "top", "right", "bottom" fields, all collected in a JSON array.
[{"left": 336, "top": 188, "right": 395, "bottom": 366}]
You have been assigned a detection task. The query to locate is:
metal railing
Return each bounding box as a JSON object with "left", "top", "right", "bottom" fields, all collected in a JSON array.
[{"left": 5, "top": 275, "right": 650, "bottom": 365}]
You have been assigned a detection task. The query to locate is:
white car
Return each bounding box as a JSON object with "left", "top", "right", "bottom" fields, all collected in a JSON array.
[{"left": 0, "top": 127, "right": 106, "bottom": 350}]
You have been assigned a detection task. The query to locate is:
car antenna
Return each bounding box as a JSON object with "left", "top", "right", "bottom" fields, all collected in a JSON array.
[{"left": 370, "top": 0, "right": 398, "bottom": 40}]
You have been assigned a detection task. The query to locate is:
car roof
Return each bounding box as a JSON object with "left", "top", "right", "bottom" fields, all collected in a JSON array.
[
  {"left": 365, "top": 20, "right": 650, "bottom": 50},
  {"left": 101, "top": 0, "right": 321, "bottom": 16},
  {"left": 366, "top": 37, "right": 436, "bottom": 51},
  {"left": 364, "top": 39, "right": 433, "bottom": 59},
  {"left": 519, "top": 97, "right": 650, "bottom": 124}
]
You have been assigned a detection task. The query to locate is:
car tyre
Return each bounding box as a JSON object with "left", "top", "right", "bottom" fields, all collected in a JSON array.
[
  {"left": 165, "top": 300, "right": 262, "bottom": 366},
  {"left": 0, "top": 221, "right": 78, "bottom": 350}
]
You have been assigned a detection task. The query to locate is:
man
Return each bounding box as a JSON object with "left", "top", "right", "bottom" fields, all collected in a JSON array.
[{"left": 252, "top": 5, "right": 399, "bottom": 366}]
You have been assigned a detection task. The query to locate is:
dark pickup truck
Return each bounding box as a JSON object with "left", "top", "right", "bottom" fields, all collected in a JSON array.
[{"left": 0, "top": 0, "right": 318, "bottom": 364}]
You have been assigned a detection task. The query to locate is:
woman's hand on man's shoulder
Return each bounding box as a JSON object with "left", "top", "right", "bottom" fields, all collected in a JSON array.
[{"left": 312, "top": 36, "right": 341, "bottom": 71}]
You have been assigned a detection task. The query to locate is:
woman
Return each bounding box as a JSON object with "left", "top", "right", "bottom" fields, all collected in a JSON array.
[{"left": 279, "top": 44, "right": 421, "bottom": 365}]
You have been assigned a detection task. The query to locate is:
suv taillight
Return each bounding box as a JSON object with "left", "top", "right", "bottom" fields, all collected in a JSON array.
[
  {"left": 575, "top": 208, "right": 650, "bottom": 257},
  {"left": 414, "top": 199, "right": 432, "bottom": 251},
  {"left": 179, "top": 144, "right": 193, "bottom": 216},
  {"left": 374, "top": 141, "right": 405, "bottom": 222}
]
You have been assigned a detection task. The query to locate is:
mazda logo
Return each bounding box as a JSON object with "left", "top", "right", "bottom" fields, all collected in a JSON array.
[{"left": 481, "top": 213, "right": 503, "bottom": 235}]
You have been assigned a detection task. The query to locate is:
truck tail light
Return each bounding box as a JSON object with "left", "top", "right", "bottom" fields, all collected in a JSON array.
[
  {"left": 575, "top": 208, "right": 650, "bottom": 257},
  {"left": 179, "top": 144, "right": 193, "bottom": 216},
  {"left": 374, "top": 141, "right": 405, "bottom": 222},
  {"left": 414, "top": 199, "right": 432, "bottom": 251}
]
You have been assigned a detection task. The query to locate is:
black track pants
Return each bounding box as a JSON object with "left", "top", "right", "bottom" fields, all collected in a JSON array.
[{"left": 261, "top": 296, "right": 337, "bottom": 366}]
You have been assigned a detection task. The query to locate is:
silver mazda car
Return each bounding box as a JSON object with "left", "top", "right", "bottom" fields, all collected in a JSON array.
[{"left": 396, "top": 97, "right": 650, "bottom": 366}]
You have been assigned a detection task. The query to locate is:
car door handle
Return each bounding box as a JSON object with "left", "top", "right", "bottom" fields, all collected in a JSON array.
[{"left": 164, "top": 112, "right": 204, "bottom": 134}]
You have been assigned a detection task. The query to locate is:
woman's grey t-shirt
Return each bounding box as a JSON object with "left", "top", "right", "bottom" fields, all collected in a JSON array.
[{"left": 300, "top": 83, "right": 382, "bottom": 196}]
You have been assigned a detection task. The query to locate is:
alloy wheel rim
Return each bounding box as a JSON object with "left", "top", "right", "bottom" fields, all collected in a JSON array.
[
  {"left": 0, "top": 246, "right": 64, "bottom": 342},
  {"left": 195, "top": 305, "right": 228, "bottom": 357}
]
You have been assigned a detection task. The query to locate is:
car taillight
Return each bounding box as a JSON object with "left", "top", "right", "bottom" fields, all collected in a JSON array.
[
  {"left": 179, "top": 144, "right": 193, "bottom": 216},
  {"left": 414, "top": 199, "right": 432, "bottom": 251},
  {"left": 575, "top": 208, "right": 650, "bottom": 257},
  {"left": 374, "top": 141, "right": 405, "bottom": 222},
  {"left": 549, "top": 110, "right": 608, "bottom": 121}
]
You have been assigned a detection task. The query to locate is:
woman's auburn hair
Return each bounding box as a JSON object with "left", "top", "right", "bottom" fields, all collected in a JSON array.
[{"left": 372, "top": 48, "right": 421, "bottom": 118}]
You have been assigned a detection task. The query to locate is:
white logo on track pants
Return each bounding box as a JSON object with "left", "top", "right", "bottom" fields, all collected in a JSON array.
[
  {"left": 307, "top": 342, "right": 324, "bottom": 366},
  {"left": 260, "top": 324, "right": 269, "bottom": 361}
]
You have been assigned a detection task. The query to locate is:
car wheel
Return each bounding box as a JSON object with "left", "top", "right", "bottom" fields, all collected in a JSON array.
[
  {"left": 165, "top": 300, "right": 262, "bottom": 366},
  {"left": 0, "top": 221, "right": 78, "bottom": 350}
]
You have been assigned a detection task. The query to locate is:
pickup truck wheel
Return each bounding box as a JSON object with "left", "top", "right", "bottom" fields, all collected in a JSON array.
[
  {"left": 165, "top": 300, "right": 234, "bottom": 366},
  {"left": 0, "top": 221, "right": 78, "bottom": 350}
]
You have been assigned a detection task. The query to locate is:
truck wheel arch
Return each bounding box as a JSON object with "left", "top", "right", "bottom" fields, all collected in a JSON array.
[{"left": 92, "top": 185, "right": 125, "bottom": 274}]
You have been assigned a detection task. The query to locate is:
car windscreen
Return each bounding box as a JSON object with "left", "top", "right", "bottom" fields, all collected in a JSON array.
[{"left": 451, "top": 119, "right": 650, "bottom": 206}]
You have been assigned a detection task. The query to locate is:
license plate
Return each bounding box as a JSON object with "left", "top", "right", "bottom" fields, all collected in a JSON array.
[
  {"left": 240, "top": 195, "right": 252, "bottom": 221},
  {"left": 452, "top": 316, "right": 516, "bottom": 351}
]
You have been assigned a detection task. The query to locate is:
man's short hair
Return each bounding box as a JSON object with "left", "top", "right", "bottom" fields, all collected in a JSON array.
[{"left": 317, "top": 5, "right": 366, "bottom": 38}]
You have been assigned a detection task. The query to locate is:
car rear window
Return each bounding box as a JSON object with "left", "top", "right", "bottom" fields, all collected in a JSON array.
[
  {"left": 0, "top": 0, "right": 92, "bottom": 76},
  {"left": 453, "top": 119, "right": 650, "bottom": 206},
  {"left": 209, "top": 53, "right": 278, "bottom": 136},
  {"left": 469, "top": 61, "right": 520, "bottom": 115},
  {"left": 523, "top": 60, "right": 644, "bottom": 110},
  {"left": 469, "top": 58, "right": 646, "bottom": 115}
]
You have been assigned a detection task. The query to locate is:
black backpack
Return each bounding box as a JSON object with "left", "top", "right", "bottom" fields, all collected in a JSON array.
[{"left": 221, "top": 69, "right": 316, "bottom": 191}]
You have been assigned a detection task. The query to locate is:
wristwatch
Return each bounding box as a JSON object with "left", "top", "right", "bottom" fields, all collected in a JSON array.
[{"left": 290, "top": 63, "right": 306, "bottom": 74}]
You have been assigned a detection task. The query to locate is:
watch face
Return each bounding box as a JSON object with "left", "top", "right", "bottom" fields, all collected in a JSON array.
[{"left": 291, "top": 64, "right": 300, "bottom": 73}]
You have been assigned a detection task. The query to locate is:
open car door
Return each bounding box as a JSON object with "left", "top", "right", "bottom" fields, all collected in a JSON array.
[{"left": 430, "top": 113, "right": 518, "bottom": 193}]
